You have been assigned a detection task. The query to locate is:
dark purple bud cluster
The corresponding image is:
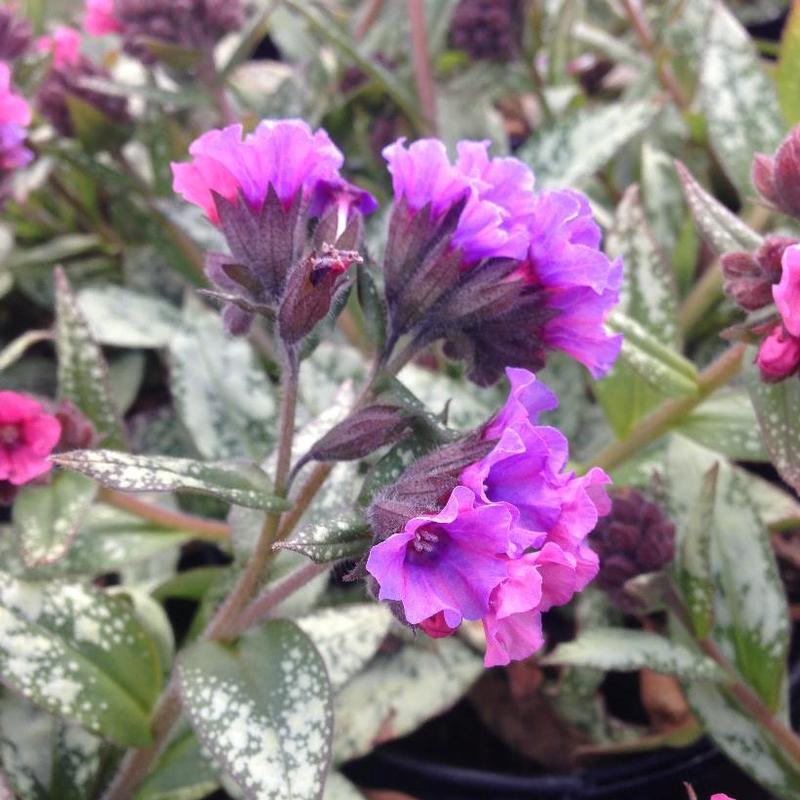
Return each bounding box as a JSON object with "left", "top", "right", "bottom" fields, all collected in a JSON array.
[
  {"left": 722, "top": 235, "right": 795, "bottom": 312},
  {"left": 591, "top": 488, "right": 676, "bottom": 613},
  {"left": 753, "top": 127, "right": 800, "bottom": 219},
  {"left": 449, "top": 0, "right": 521, "bottom": 62},
  {"left": 114, "top": 0, "right": 244, "bottom": 61}
]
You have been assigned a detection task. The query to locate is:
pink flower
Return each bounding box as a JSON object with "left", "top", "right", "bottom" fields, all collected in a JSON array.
[
  {"left": 172, "top": 120, "right": 376, "bottom": 225},
  {"left": 710, "top": 796, "right": 735, "bottom": 800},
  {"left": 0, "top": 392, "right": 61, "bottom": 485},
  {"left": 84, "top": 0, "right": 122, "bottom": 36},
  {"left": 774, "top": 242, "right": 800, "bottom": 337},
  {"left": 756, "top": 324, "right": 800, "bottom": 382},
  {"left": 36, "top": 26, "right": 82, "bottom": 69}
]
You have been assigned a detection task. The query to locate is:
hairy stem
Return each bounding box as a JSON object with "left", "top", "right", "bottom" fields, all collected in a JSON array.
[
  {"left": 99, "top": 488, "right": 230, "bottom": 540},
  {"left": 587, "top": 342, "right": 746, "bottom": 473},
  {"left": 205, "top": 350, "right": 299, "bottom": 640},
  {"left": 232, "top": 562, "right": 328, "bottom": 635}
]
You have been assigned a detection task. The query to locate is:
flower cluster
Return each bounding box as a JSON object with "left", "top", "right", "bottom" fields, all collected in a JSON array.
[
  {"left": 382, "top": 137, "right": 622, "bottom": 385},
  {"left": 172, "top": 119, "right": 376, "bottom": 340},
  {"left": 85, "top": 0, "right": 243, "bottom": 62},
  {"left": 366, "top": 369, "right": 611, "bottom": 666},
  {"left": 36, "top": 26, "right": 129, "bottom": 138},
  {"left": 0, "top": 59, "right": 31, "bottom": 203}
]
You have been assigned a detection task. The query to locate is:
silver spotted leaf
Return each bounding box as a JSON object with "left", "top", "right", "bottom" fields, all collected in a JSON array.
[
  {"left": 0, "top": 574, "right": 163, "bottom": 746},
  {"left": 13, "top": 471, "right": 97, "bottom": 567},
  {"left": 277, "top": 511, "right": 372, "bottom": 565},
  {"left": 53, "top": 450, "right": 288, "bottom": 511},
  {"left": 178, "top": 619, "right": 334, "bottom": 800}
]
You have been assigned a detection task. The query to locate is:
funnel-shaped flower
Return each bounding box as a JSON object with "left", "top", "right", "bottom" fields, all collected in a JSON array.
[
  {"left": 84, "top": 0, "right": 123, "bottom": 35},
  {"left": 0, "top": 62, "right": 31, "bottom": 172}
]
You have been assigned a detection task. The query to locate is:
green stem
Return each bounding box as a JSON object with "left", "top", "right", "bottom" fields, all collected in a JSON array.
[
  {"left": 408, "top": 0, "right": 437, "bottom": 135},
  {"left": 587, "top": 342, "right": 746, "bottom": 473}
]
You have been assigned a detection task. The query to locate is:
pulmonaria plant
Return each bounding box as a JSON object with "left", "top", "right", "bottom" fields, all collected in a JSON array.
[{"left": 366, "top": 369, "right": 611, "bottom": 666}]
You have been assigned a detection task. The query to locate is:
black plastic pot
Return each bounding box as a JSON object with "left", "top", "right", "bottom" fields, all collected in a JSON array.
[{"left": 343, "top": 664, "right": 800, "bottom": 800}]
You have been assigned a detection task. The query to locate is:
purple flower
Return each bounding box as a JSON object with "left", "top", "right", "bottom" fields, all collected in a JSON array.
[
  {"left": 380, "top": 136, "right": 622, "bottom": 385},
  {"left": 774, "top": 243, "right": 800, "bottom": 338},
  {"left": 0, "top": 62, "right": 31, "bottom": 172},
  {"left": 382, "top": 137, "right": 534, "bottom": 265},
  {"left": 366, "top": 485, "right": 513, "bottom": 627},
  {"left": 525, "top": 190, "right": 623, "bottom": 378},
  {"left": 172, "top": 120, "right": 376, "bottom": 225},
  {"left": 366, "top": 368, "right": 612, "bottom": 666}
]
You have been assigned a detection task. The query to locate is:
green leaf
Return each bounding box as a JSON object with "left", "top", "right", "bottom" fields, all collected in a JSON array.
[
  {"left": 323, "top": 772, "right": 364, "bottom": 800},
  {"left": 605, "top": 311, "right": 699, "bottom": 396},
  {"left": 699, "top": 2, "right": 785, "bottom": 197},
  {"left": 0, "top": 575, "right": 162, "bottom": 746},
  {"left": 0, "top": 693, "right": 52, "bottom": 799},
  {"left": 13, "top": 471, "right": 97, "bottom": 568},
  {"left": 333, "top": 638, "right": 482, "bottom": 763},
  {"left": 134, "top": 723, "right": 219, "bottom": 800},
  {"left": 50, "top": 722, "right": 104, "bottom": 800},
  {"left": 684, "top": 679, "right": 800, "bottom": 800},
  {"left": 641, "top": 143, "right": 686, "bottom": 265},
  {"left": 77, "top": 286, "right": 182, "bottom": 348},
  {"left": 676, "top": 388, "right": 768, "bottom": 461},
  {"left": 179, "top": 619, "right": 334, "bottom": 800},
  {"left": 516, "top": 98, "right": 661, "bottom": 189},
  {"left": 777, "top": 0, "right": 800, "bottom": 125},
  {"left": 297, "top": 605, "right": 392, "bottom": 692},
  {"left": 64, "top": 94, "right": 127, "bottom": 155},
  {"left": 674, "top": 160, "right": 764, "bottom": 255},
  {"left": 596, "top": 185, "right": 681, "bottom": 436},
  {"left": 169, "top": 302, "right": 277, "bottom": 461},
  {"left": 543, "top": 628, "right": 725, "bottom": 681},
  {"left": 665, "top": 437, "right": 790, "bottom": 713},
  {"left": 53, "top": 450, "right": 288, "bottom": 511},
  {"left": 54, "top": 267, "right": 127, "bottom": 450},
  {"left": 355, "top": 264, "right": 386, "bottom": 352},
  {"left": 675, "top": 462, "right": 719, "bottom": 639},
  {"left": 277, "top": 511, "right": 372, "bottom": 565},
  {"left": 745, "top": 350, "right": 800, "bottom": 493}
]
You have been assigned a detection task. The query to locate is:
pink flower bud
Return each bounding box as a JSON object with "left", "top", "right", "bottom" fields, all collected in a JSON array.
[
  {"left": 752, "top": 153, "right": 778, "bottom": 206},
  {"left": 419, "top": 612, "right": 458, "bottom": 639},
  {"left": 774, "top": 128, "right": 800, "bottom": 218},
  {"left": 756, "top": 325, "right": 800, "bottom": 382}
]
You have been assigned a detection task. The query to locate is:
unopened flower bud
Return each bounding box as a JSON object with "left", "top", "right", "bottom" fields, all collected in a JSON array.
[
  {"left": 302, "top": 403, "right": 412, "bottom": 467},
  {"left": 52, "top": 399, "right": 98, "bottom": 450},
  {"left": 754, "top": 126, "right": 800, "bottom": 217},
  {"left": 756, "top": 324, "right": 800, "bottom": 382},
  {"left": 591, "top": 488, "right": 675, "bottom": 612},
  {"left": 277, "top": 244, "right": 362, "bottom": 345},
  {"left": 419, "top": 611, "right": 458, "bottom": 639},
  {"left": 722, "top": 235, "right": 795, "bottom": 311}
]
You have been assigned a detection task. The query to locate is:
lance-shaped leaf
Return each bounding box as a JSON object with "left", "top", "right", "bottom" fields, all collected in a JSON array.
[
  {"left": 606, "top": 311, "right": 699, "bottom": 397},
  {"left": 169, "top": 301, "right": 277, "bottom": 461},
  {"left": 178, "top": 620, "right": 334, "bottom": 800},
  {"left": 543, "top": 628, "right": 725, "bottom": 681},
  {"left": 53, "top": 450, "right": 288, "bottom": 511},
  {"left": 13, "top": 471, "right": 97, "bottom": 567},
  {"left": 277, "top": 511, "right": 372, "bottom": 565},
  {"left": 745, "top": 350, "right": 800, "bottom": 493},
  {"left": 77, "top": 286, "right": 181, "bottom": 349},
  {"left": 665, "top": 437, "right": 790, "bottom": 714},
  {"left": 675, "top": 462, "right": 719, "bottom": 639},
  {"left": 0, "top": 574, "right": 162, "bottom": 746},
  {"left": 54, "top": 267, "right": 127, "bottom": 450},
  {"left": 700, "top": 2, "right": 784, "bottom": 197},
  {"left": 297, "top": 605, "right": 392, "bottom": 693},
  {"left": 641, "top": 144, "right": 686, "bottom": 267},
  {"left": 355, "top": 264, "right": 386, "bottom": 351},
  {"left": 596, "top": 185, "right": 681, "bottom": 436},
  {"left": 674, "top": 161, "right": 763, "bottom": 255},
  {"left": 517, "top": 98, "right": 661, "bottom": 189},
  {"left": 50, "top": 722, "right": 104, "bottom": 800},
  {"left": 333, "top": 638, "right": 482, "bottom": 763}
]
